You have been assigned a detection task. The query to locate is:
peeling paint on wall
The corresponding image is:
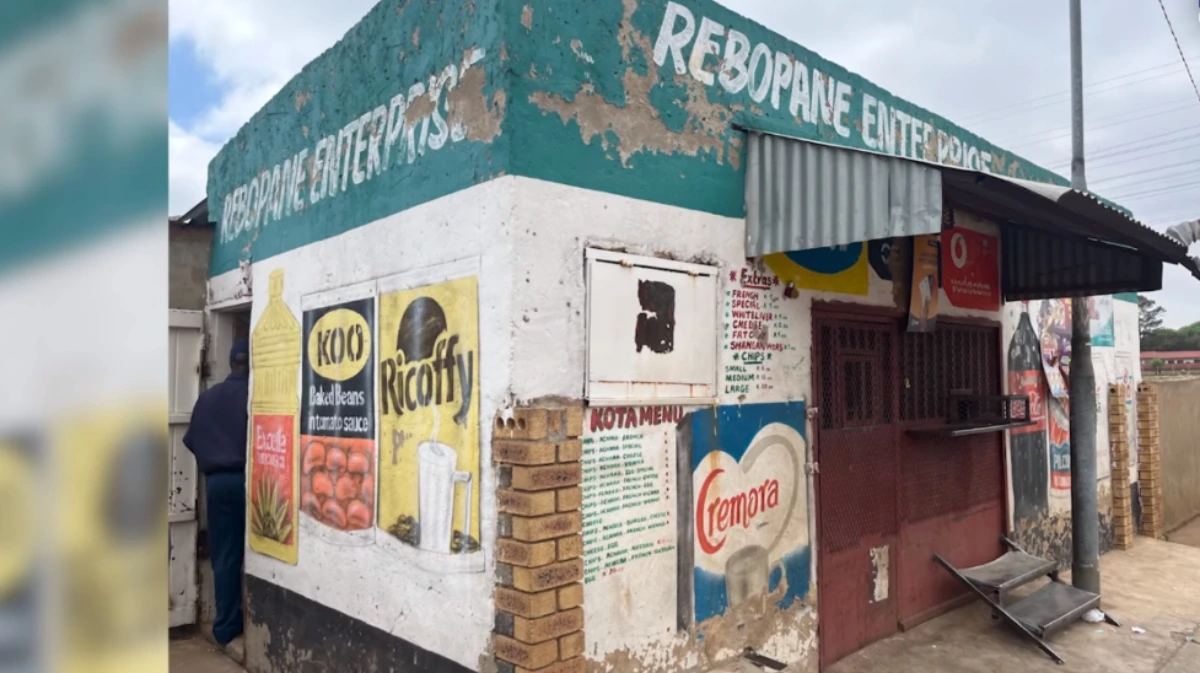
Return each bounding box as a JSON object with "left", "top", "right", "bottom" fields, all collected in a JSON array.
[
  {"left": 506, "top": 0, "right": 1068, "bottom": 222},
  {"left": 207, "top": 0, "right": 508, "bottom": 275}
]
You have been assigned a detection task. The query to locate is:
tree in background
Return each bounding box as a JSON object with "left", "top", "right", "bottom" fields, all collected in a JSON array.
[
  {"left": 1139, "top": 295, "right": 1164, "bottom": 341},
  {"left": 1151, "top": 358, "right": 1164, "bottom": 375},
  {"left": 1142, "top": 322, "right": 1200, "bottom": 351}
]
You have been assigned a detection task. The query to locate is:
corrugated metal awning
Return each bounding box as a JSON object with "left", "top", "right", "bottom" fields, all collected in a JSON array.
[
  {"left": 743, "top": 130, "right": 1200, "bottom": 298},
  {"left": 745, "top": 132, "right": 942, "bottom": 256}
]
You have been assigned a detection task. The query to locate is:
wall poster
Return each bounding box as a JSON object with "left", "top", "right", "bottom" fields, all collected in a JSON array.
[
  {"left": 581, "top": 405, "right": 680, "bottom": 652},
  {"left": 300, "top": 293, "right": 376, "bottom": 536},
  {"left": 378, "top": 275, "right": 481, "bottom": 556},
  {"left": 763, "top": 244, "right": 869, "bottom": 296},
  {"left": 941, "top": 227, "right": 999, "bottom": 311},
  {"left": 1007, "top": 301, "right": 1049, "bottom": 520},
  {"left": 1089, "top": 296, "right": 1115, "bottom": 347},
  {"left": 907, "top": 234, "right": 940, "bottom": 332},
  {"left": 690, "top": 402, "right": 810, "bottom": 625},
  {"left": 249, "top": 269, "right": 302, "bottom": 564},
  {"left": 1038, "top": 299, "right": 1071, "bottom": 400},
  {"left": 1048, "top": 398, "right": 1071, "bottom": 493}
]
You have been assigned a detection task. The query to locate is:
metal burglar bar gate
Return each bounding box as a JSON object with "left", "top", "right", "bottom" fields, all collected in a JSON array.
[{"left": 814, "top": 309, "right": 1005, "bottom": 668}]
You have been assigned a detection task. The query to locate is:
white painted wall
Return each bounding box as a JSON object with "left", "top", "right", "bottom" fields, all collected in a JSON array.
[
  {"left": 208, "top": 178, "right": 516, "bottom": 672},
  {"left": 507, "top": 179, "right": 1007, "bottom": 670}
]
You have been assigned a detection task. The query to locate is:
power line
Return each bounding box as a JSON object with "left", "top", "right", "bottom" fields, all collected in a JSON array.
[
  {"left": 1007, "top": 102, "right": 1200, "bottom": 149},
  {"left": 1092, "top": 157, "right": 1200, "bottom": 187},
  {"left": 961, "top": 60, "right": 1196, "bottom": 126},
  {"left": 955, "top": 55, "right": 1200, "bottom": 125},
  {"left": 1154, "top": 0, "right": 1200, "bottom": 106},
  {"left": 1048, "top": 133, "right": 1200, "bottom": 170},
  {"left": 1046, "top": 126, "right": 1200, "bottom": 168},
  {"left": 1107, "top": 178, "right": 1200, "bottom": 201}
]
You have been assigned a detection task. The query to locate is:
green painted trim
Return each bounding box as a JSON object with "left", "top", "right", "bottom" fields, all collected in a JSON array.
[
  {"left": 208, "top": 0, "right": 1081, "bottom": 277},
  {"left": 1115, "top": 292, "right": 1138, "bottom": 303},
  {"left": 206, "top": 0, "right": 508, "bottom": 276}
]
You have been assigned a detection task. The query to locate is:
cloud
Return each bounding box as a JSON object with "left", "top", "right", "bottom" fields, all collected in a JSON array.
[
  {"left": 168, "top": 119, "right": 219, "bottom": 215},
  {"left": 168, "top": 0, "right": 378, "bottom": 141}
]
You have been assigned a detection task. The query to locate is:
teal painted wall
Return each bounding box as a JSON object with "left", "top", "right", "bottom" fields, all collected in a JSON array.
[
  {"left": 206, "top": 0, "right": 508, "bottom": 275},
  {"left": 208, "top": 0, "right": 1070, "bottom": 276},
  {"left": 504, "top": 0, "right": 1066, "bottom": 220}
]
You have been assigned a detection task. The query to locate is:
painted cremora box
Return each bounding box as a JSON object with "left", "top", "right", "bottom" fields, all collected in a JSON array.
[{"left": 690, "top": 402, "right": 810, "bottom": 625}]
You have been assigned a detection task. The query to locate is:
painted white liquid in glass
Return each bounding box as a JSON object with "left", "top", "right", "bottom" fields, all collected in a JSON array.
[
  {"left": 725, "top": 544, "right": 769, "bottom": 606},
  {"left": 418, "top": 441, "right": 472, "bottom": 553}
]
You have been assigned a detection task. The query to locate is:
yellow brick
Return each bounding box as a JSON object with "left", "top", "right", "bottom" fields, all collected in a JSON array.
[
  {"left": 513, "top": 559, "right": 584, "bottom": 592},
  {"left": 556, "top": 486, "right": 582, "bottom": 512},
  {"left": 494, "top": 635, "right": 558, "bottom": 669},
  {"left": 512, "top": 463, "right": 582, "bottom": 491},
  {"left": 495, "top": 409, "right": 551, "bottom": 440},
  {"left": 546, "top": 408, "right": 584, "bottom": 440},
  {"left": 559, "top": 631, "right": 585, "bottom": 660},
  {"left": 499, "top": 489, "right": 557, "bottom": 516},
  {"left": 556, "top": 535, "right": 583, "bottom": 560},
  {"left": 496, "top": 587, "right": 559, "bottom": 619},
  {"left": 557, "top": 583, "right": 583, "bottom": 610},
  {"left": 565, "top": 407, "right": 584, "bottom": 438},
  {"left": 495, "top": 440, "right": 559, "bottom": 465},
  {"left": 498, "top": 539, "right": 558, "bottom": 568},
  {"left": 556, "top": 439, "right": 583, "bottom": 463},
  {"left": 513, "top": 608, "right": 583, "bottom": 644},
  {"left": 512, "top": 512, "right": 583, "bottom": 543}
]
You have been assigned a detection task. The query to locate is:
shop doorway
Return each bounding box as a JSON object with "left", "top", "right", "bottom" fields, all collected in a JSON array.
[{"left": 813, "top": 307, "right": 1006, "bottom": 668}]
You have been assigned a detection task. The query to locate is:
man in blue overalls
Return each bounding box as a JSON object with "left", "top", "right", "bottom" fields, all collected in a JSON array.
[{"left": 184, "top": 340, "right": 249, "bottom": 661}]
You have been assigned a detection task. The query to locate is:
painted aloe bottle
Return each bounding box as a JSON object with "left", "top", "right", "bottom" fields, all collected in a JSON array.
[{"left": 248, "top": 268, "right": 302, "bottom": 564}]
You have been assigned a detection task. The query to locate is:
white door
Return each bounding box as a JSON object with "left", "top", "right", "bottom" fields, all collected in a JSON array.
[{"left": 168, "top": 309, "right": 204, "bottom": 627}]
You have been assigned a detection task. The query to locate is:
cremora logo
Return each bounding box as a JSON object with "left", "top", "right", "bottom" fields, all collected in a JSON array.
[
  {"left": 695, "top": 467, "right": 781, "bottom": 554},
  {"left": 308, "top": 308, "right": 372, "bottom": 382}
]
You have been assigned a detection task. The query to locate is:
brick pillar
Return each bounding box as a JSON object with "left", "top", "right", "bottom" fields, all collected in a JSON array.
[
  {"left": 1136, "top": 385, "right": 1164, "bottom": 539},
  {"left": 1109, "top": 385, "right": 1135, "bottom": 550},
  {"left": 491, "top": 406, "right": 586, "bottom": 673}
]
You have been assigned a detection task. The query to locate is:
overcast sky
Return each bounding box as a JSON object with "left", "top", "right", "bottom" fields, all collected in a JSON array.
[{"left": 168, "top": 0, "right": 1200, "bottom": 327}]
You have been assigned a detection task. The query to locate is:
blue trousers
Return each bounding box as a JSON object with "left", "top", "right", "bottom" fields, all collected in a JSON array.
[{"left": 206, "top": 471, "right": 245, "bottom": 645}]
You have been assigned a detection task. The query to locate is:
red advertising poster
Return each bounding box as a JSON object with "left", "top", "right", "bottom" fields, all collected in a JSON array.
[
  {"left": 942, "top": 227, "right": 1000, "bottom": 311},
  {"left": 250, "top": 413, "right": 297, "bottom": 554}
]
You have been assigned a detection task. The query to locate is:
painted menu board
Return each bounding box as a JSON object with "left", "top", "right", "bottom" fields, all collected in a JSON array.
[
  {"left": 720, "top": 262, "right": 800, "bottom": 405},
  {"left": 581, "top": 405, "right": 680, "bottom": 652},
  {"left": 690, "top": 402, "right": 810, "bottom": 625},
  {"left": 300, "top": 295, "right": 376, "bottom": 533},
  {"left": 378, "top": 276, "right": 481, "bottom": 555}
]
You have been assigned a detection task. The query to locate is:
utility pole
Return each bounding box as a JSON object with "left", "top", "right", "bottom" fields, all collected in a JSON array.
[{"left": 1068, "top": 0, "right": 1100, "bottom": 595}]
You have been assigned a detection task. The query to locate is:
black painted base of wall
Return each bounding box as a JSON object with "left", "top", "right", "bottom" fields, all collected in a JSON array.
[{"left": 245, "top": 574, "right": 474, "bottom": 673}]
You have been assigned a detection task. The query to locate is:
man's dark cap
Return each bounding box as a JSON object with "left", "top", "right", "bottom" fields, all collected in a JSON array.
[{"left": 230, "top": 339, "right": 250, "bottom": 366}]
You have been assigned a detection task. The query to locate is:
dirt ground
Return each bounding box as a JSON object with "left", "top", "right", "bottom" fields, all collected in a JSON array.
[
  {"left": 170, "top": 633, "right": 244, "bottom": 673},
  {"left": 826, "top": 537, "right": 1200, "bottom": 673}
]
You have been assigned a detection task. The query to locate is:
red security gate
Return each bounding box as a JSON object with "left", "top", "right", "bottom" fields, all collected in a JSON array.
[{"left": 814, "top": 308, "right": 1005, "bottom": 668}]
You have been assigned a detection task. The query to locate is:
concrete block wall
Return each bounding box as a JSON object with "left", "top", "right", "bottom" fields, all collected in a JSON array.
[{"left": 492, "top": 406, "right": 587, "bottom": 673}]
